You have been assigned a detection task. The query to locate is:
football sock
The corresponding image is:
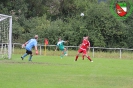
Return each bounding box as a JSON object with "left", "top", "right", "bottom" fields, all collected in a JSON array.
[
  {"left": 64, "top": 51, "right": 67, "bottom": 55},
  {"left": 75, "top": 55, "right": 78, "bottom": 61},
  {"left": 28, "top": 55, "right": 32, "bottom": 61},
  {"left": 82, "top": 55, "right": 84, "bottom": 60},
  {"left": 87, "top": 56, "right": 92, "bottom": 61},
  {"left": 60, "top": 54, "right": 64, "bottom": 58},
  {"left": 22, "top": 53, "right": 28, "bottom": 59}
]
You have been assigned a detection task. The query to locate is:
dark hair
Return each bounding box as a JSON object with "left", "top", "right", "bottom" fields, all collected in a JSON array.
[{"left": 58, "top": 37, "right": 61, "bottom": 40}]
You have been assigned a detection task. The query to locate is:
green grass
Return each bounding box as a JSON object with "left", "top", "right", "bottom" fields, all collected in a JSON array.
[{"left": 0, "top": 54, "right": 133, "bottom": 88}]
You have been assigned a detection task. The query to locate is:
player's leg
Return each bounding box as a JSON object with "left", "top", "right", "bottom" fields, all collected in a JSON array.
[
  {"left": 21, "top": 50, "right": 29, "bottom": 60},
  {"left": 81, "top": 49, "right": 85, "bottom": 60},
  {"left": 64, "top": 48, "right": 67, "bottom": 55},
  {"left": 60, "top": 51, "right": 64, "bottom": 59},
  {"left": 80, "top": 47, "right": 84, "bottom": 60},
  {"left": 60, "top": 47, "right": 67, "bottom": 59},
  {"left": 75, "top": 49, "right": 82, "bottom": 61},
  {"left": 60, "top": 48, "right": 65, "bottom": 59},
  {"left": 82, "top": 55, "right": 85, "bottom": 60},
  {"left": 85, "top": 55, "right": 93, "bottom": 62},
  {"left": 28, "top": 54, "right": 33, "bottom": 61},
  {"left": 83, "top": 50, "right": 93, "bottom": 62},
  {"left": 75, "top": 53, "right": 79, "bottom": 61}
]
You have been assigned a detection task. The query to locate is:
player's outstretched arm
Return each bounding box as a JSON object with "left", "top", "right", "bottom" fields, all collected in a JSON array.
[
  {"left": 22, "top": 41, "right": 28, "bottom": 48},
  {"left": 55, "top": 46, "right": 58, "bottom": 51},
  {"left": 64, "top": 40, "right": 69, "bottom": 43},
  {"left": 35, "top": 46, "right": 38, "bottom": 55},
  {"left": 24, "top": 41, "right": 28, "bottom": 45},
  {"left": 87, "top": 46, "right": 90, "bottom": 53}
]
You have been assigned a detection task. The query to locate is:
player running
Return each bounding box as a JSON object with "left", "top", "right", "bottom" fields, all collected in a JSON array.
[
  {"left": 55, "top": 38, "right": 68, "bottom": 59},
  {"left": 75, "top": 36, "right": 93, "bottom": 62},
  {"left": 21, "top": 35, "right": 39, "bottom": 61}
]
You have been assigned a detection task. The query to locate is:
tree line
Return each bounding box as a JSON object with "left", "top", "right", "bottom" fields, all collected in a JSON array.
[{"left": 0, "top": 0, "right": 133, "bottom": 48}]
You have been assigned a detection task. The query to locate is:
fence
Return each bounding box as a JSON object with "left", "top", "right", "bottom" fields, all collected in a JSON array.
[{"left": 11, "top": 43, "right": 133, "bottom": 59}]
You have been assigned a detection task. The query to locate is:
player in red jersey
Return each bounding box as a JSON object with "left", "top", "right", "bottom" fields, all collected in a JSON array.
[{"left": 75, "top": 36, "right": 93, "bottom": 62}]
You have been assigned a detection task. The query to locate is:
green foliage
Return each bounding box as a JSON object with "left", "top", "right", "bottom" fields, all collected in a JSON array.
[
  {"left": 0, "top": 0, "right": 133, "bottom": 48},
  {"left": 12, "top": 22, "right": 24, "bottom": 42}
]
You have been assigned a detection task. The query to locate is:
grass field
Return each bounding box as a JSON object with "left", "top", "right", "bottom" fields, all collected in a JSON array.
[{"left": 0, "top": 54, "right": 133, "bottom": 88}]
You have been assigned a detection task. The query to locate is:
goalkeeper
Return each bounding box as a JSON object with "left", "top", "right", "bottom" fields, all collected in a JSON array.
[{"left": 21, "top": 35, "right": 39, "bottom": 61}]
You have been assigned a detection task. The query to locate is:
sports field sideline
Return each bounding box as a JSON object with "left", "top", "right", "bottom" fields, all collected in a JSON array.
[{"left": 0, "top": 54, "right": 133, "bottom": 88}]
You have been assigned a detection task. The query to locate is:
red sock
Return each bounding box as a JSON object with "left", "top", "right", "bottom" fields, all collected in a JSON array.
[
  {"left": 82, "top": 55, "right": 84, "bottom": 60},
  {"left": 87, "top": 56, "right": 92, "bottom": 61},
  {"left": 75, "top": 55, "right": 78, "bottom": 61}
]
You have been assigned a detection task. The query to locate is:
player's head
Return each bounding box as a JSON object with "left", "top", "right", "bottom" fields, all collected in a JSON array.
[
  {"left": 34, "top": 35, "right": 38, "bottom": 39},
  {"left": 58, "top": 37, "right": 61, "bottom": 41},
  {"left": 86, "top": 36, "right": 89, "bottom": 40},
  {"left": 83, "top": 37, "right": 86, "bottom": 40}
]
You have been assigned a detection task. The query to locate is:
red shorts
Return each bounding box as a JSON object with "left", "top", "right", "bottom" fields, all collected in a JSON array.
[{"left": 78, "top": 48, "right": 87, "bottom": 55}]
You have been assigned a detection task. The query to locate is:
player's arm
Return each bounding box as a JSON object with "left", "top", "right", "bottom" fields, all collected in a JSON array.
[
  {"left": 23, "top": 39, "right": 31, "bottom": 46},
  {"left": 55, "top": 46, "right": 58, "bottom": 51},
  {"left": 24, "top": 41, "right": 28, "bottom": 45},
  {"left": 35, "top": 45, "right": 38, "bottom": 51},
  {"left": 34, "top": 45, "right": 39, "bottom": 55},
  {"left": 35, "top": 46, "right": 38, "bottom": 51},
  {"left": 22, "top": 41, "right": 28, "bottom": 48},
  {"left": 87, "top": 46, "right": 90, "bottom": 52},
  {"left": 64, "top": 40, "right": 69, "bottom": 43},
  {"left": 87, "top": 42, "right": 90, "bottom": 53},
  {"left": 79, "top": 44, "right": 82, "bottom": 48},
  {"left": 34, "top": 42, "right": 38, "bottom": 55},
  {"left": 55, "top": 43, "right": 59, "bottom": 51}
]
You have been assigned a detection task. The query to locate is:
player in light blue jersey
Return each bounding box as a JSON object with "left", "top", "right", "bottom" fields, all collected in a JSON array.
[
  {"left": 21, "top": 35, "right": 39, "bottom": 61},
  {"left": 55, "top": 38, "right": 68, "bottom": 59}
]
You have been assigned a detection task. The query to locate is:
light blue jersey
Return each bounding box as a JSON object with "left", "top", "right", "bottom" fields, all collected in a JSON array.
[
  {"left": 57, "top": 40, "right": 65, "bottom": 51},
  {"left": 25, "top": 39, "right": 37, "bottom": 51}
]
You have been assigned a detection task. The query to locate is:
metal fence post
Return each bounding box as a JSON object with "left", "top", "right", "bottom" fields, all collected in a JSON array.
[
  {"left": 120, "top": 49, "right": 122, "bottom": 59},
  {"left": 40, "top": 44, "right": 41, "bottom": 55},
  {"left": 93, "top": 47, "right": 94, "bottom": 58}
]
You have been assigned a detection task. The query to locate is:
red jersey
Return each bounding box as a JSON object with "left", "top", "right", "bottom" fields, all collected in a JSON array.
[{"left": 80, "top": 39, "right": 90, "bottom": 49}]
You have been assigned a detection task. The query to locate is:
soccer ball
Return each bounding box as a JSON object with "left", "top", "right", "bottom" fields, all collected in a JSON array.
[{"left": 80, "top": 13, "right": 84, "bottom": 16}]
